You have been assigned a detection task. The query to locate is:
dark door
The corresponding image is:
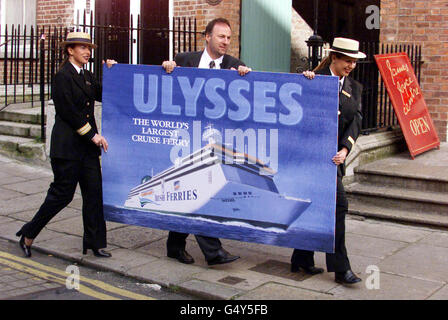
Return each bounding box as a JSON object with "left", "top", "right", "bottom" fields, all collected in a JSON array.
[
  {"left": 95, "top": 0, "right": 130, "bottom": 64},
  {"left": 140, "top": 0, "right": 169, "bottom": 65},
  {"left": 292, "top": 0, "right": 380, "bottom": 43}
]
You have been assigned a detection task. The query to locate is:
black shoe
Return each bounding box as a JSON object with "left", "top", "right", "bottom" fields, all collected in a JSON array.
[
  {"left": 207, "top": 249, "right": 240, "bottom": 266},
  {"left": 167, "top": 250, "right": 195, "bottom": 264},
  {"left": 335, "top": 270, "right": 362, "bottom": 284},
  {"left": 82, "top": 242, "right": 112, "bottom": 258},
  {"left": 291, "top": 264, "right": 324, "bottom": 275},
  {"left": 18, "top": 234, "right": 32, "bottom": 258}
]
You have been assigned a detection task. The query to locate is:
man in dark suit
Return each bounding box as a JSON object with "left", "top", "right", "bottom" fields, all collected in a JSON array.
[{"left": 162, "top": 18, "right": 251, "bottom": 266}]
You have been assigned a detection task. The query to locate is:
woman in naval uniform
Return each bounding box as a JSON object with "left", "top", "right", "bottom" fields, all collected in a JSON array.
[
  {"left": 291, "top": 37, "right": 366, "bottom": 284},
  {"left": 16, "top": 32, "right": 116, "bottom": 258}
]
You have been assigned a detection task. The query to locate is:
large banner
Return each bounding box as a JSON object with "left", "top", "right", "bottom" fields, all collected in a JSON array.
[
  {"left": 375, "top": 52, "right": 440, "bottom": 158},
  {"left": 101, "top": 64, "right": 338, "bottom": 253}
]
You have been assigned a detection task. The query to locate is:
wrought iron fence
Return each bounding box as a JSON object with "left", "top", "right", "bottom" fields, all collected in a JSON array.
[
  {"left": 0, "top": 24, "right": 44, "bottom": 110},
  {"left": 0, "top": 16, "right": 201, "bottom": 140}
]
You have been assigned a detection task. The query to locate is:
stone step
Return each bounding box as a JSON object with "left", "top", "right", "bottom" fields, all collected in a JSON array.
[
  {"left": 354, "top": 166, "right": 448, "bottom": 193},
  {"left": 348, "top": 200, "right": 448, "bottom": 228},
  {"left": 0, "top": 134, "right": 45, "bottom": 161},
  {"left": 345, "top": 182, "right": 448, "bottom": 215},
  {"left": 0, "top": 121, "right": 41, "bottom": 138},
  {"left": 0, "top": 107, "right": 44, "bottom": 124}
]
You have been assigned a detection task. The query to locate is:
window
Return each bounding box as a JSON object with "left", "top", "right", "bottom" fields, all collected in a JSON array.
[
  {"left": 1, "top": 0, "right": 36, "bottom": 27},
  {"left": 1, "top": 0, "right": 37, "bottom": 56}
]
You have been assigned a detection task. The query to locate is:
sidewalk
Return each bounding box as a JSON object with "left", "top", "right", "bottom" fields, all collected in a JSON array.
[{"left": 1, "top": 153, "right": 448, "bottom": 300}]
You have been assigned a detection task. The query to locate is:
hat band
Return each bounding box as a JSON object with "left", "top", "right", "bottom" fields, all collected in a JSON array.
[
  {"left": 66, "top": 37, "right": 92, "bottom": 44},
  {"left": 331, "top": 46, "right": 359, "bottom": 54}
]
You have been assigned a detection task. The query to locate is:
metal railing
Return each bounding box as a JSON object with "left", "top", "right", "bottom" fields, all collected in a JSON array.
[{"left": 0, "top": 16, "right": 201, "bottom": 141}]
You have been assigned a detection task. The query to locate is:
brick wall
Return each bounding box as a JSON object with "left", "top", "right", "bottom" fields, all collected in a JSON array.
[
  {"left": 36, "top": 0, "right": 74, "bottom": 28},
  {"left": 290, "top": 7, "right": 313, "bottom": 73},
  {"left": 173, "top": 0, "right": 241, "bottom": 59},
  {"left": 381, "top": 0, "right": 448, "bottom": 142}
]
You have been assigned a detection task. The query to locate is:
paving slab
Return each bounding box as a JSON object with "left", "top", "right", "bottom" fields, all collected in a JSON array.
[
  {"left": 0, "top": 162, "right": 52, "bottom": 179},
  {"left": 46, "top": 216, "right": 86, "bottom": 237},
  {"left": 33, "top": 234, "right": 86, "bottom": 261},
  {"left": 0, "top": 216, "right": 16, "bottom": 225},
  {"left": 346, "top": 233, "right": 409, "bottom": 259},
  {"left": 135, "top": 237, "right": 167, "bottom": 258},
  {"left": 27, "top": 228, "right": 65, "bottom": 244},
  {"left": 0, "top": 174, "right": 27, "bottom": 186},
  {"left": 236, "top": 282, "right": 336, "bottom": 300},
  {"left": 2, "top": 178, "right": 52, "bottom": 195},
  {"left": 0, "top": 187, "right": 25, "bottom": 201},
  {"left": 220, "top": 238, "right": 293, "bottom": 258},
  {"left": 106, "top": 225, "right": 168, "bottom": 249},
  {"left": 427, "top": 285, "right": 448, "bottom": 300},
  {"left": 346, "top": 219, "right": 432, "bottom": 243},
  {"left": 0, "top": 220, "right": 26, "bottom": 241},
  {"left": 81, "top": 248, "right": 158, "bottom": 274},
  {"left": 192, "top": 268, "right": 269, "bottom": 292},
  {"left": 339, "top": 253, "right": 383, "bottom": 276},
  {"left": 67, "top": 198, "right": 83, "bottom": 210},
  {"left": 0, "top": 192, "right": 47, "bottom": 215},
  {"left": 418, "top": 232, "right": 448, "bottom": 249},
  {"left": 179, "top": 279, "right": 244, "bottom": 300},
  {"left": 378, "top": 243, "right": 448, "bottom": 283},
  {"left": 125, "top": 258, "right": 204, "bottom": 288},
  {"left": 9, "top": 207, "right": 81, "bottom": 223},
  {"left": 328, "top": 272, "right": 443, "bottom": 300}
]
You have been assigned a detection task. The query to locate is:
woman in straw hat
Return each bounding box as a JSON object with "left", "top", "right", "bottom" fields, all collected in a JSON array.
[
  {"left": 16, "top": 32, "right": 116, "bottom": 258},
  {"left": 291, "top": 37, "right": 365, "bottom": 284}
]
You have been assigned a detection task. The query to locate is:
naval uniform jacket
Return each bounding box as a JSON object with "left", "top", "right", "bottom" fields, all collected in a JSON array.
[
  {"left": 317, "top": 67, "right": 363, "bottom": 176},
  {"left": 174, "top": 50, "right": 246, "bottom": 70},
  {"left": 50, "top": 62, "right": 102, "bottom": 160}
]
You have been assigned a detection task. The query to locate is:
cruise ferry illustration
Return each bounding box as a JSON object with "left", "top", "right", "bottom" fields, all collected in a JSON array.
[{"left": 124, "top": 132, "right": 311, "bottom": 230}]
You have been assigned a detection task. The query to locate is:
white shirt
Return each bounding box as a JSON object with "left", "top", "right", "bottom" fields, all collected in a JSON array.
[
  {"left": 198, "top": 48, "right": 224, "bottom": 69},
  {"left": 330, "top": 68, "right": 345, "bottom": 92},
  {"left": 70, "top": 62, "right": 83, "bottom": 74}
]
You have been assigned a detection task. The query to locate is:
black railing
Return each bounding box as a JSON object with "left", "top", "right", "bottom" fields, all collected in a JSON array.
[
  {"left": 0, "top": 24, "right": 45, "bottom": 111},
  {"left": 308, "top": 42, "right": 423, "bottom": 134}
]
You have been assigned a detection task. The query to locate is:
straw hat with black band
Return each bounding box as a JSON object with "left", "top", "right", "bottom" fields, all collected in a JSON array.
[
  {"left": 60, "top": 31, "right": 97, "bottom": 49},
  {"left": 328, "top": 37, "right": 366, "bottom": 59}
]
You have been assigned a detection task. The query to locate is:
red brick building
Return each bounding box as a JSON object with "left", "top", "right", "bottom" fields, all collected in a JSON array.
[{"left": 380, "top": 0, "right": 448, "bottom": 141}]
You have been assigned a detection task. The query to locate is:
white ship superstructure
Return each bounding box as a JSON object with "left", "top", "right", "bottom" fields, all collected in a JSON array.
[{"left": 124, "top": 143, "right": 311, "bottom": 229}]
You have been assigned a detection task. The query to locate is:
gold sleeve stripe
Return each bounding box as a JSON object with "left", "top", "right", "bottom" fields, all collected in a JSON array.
[
  {"left": 348, "top": 136, "right": 355, "bottom": 146},
  {"left": 77, "top": 123, "right": 92, "bottom": 136}
]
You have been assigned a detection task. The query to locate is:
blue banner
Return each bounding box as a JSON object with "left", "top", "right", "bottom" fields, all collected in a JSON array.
[{"left": 101, "top": 64, "right": 338, "bottom": 252}]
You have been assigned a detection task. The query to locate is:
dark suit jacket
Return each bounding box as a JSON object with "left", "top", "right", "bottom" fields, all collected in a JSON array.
[
  {"left": 50, "top": 62, "right": 102, "bottom": 160},
  {"left": 174, "top": 50, "right": 245, "bottom": 69},
  {"left": 317, "top": 67, "right": 363, "bottom": 176}
]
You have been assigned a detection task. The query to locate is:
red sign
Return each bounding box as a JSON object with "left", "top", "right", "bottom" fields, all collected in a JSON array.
[{"left": 374, "top": 52, "right": 439, "bottom": 158}]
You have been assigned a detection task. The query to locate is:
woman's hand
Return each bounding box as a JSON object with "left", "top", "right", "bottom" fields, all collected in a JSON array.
[
  {"left": 92, "top": 133, "right": 109, "bottom": 152},
  {"left": 332, "top": 147, "right": 348, "bottom": 165},
  {"left": 231, "top": 66, "right": 252, "bottom": 76},
  {"left": 102, "top": 59, "right": 118, "bottom": 68},
  {"left": 162, "top": 60, "right": 177, "bottom": 73},
  {"left": 302, "top": 70, "right": 315, "bottom": 80}
]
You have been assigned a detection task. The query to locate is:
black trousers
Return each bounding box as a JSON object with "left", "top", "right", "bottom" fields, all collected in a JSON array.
[
  {"left": 18, "top": 156, "right": 107, "bottom": 249},
  {"left": 291, "top": 176, "right": 351, "bottom": 273},
  {"left": 167, "top": 231, "right": 222, "bottom": 261}
]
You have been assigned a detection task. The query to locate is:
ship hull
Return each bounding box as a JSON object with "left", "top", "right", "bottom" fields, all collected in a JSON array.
[{"left": 124, "top": 162, "right": 310, "bottom": 230}]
